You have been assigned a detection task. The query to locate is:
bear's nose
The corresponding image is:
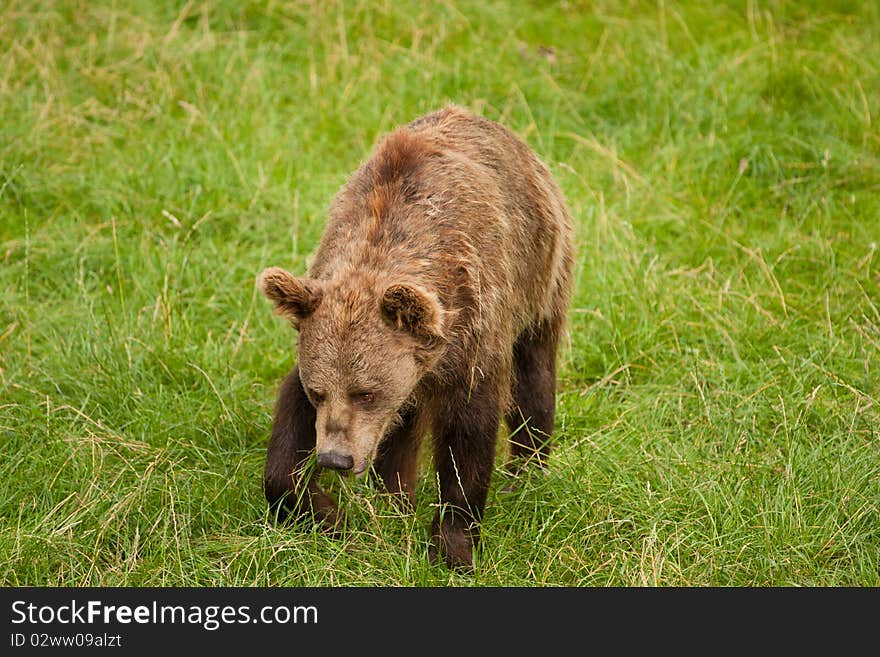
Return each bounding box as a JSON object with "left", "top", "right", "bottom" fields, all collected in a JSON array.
[{"left": 316, "top": 450, "right": 354, "bottom": 471}]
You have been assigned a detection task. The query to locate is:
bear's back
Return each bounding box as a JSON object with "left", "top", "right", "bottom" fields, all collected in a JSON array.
[{"left": 309, "top": 106, "right": 573, "bottom": 380}]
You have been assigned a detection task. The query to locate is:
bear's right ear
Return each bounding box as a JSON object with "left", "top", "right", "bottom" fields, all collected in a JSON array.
[{"left": 259, "top": 267, "right": 322, "bottom": 327}]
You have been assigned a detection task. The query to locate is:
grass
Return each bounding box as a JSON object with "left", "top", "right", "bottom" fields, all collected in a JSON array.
[{"left": 1, "top": 0, "right": 878, "bottom": 586}]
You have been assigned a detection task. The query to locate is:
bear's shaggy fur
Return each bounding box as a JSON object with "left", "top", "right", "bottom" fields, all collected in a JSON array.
[{"left": 260, "top": 106, "right": 573, "bottom": 570}]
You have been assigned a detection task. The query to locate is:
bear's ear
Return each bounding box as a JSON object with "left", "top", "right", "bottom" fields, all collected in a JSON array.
[
  {"left": 259, "top": 267, "right": 322, "bottom": 327},
  {"left": 380, "top": 283, "right": 445, "bottom": 342}
]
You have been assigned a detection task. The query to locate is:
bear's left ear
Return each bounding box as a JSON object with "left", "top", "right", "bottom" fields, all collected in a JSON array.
[
  {"left": 381, "top": 283, "right": 445, "bottom": 342},
  {"left": 259, "top": 266, "right": 323, "bottom": 328}
]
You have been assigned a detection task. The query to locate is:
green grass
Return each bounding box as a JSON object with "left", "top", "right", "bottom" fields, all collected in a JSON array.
[{"left": 1, "top": 0, "right": 878, "bottom": 586}]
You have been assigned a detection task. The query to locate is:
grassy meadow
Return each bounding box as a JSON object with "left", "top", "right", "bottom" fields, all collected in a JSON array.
[{"left": 1, "top": 0, "right": 878, "bottom": 586}]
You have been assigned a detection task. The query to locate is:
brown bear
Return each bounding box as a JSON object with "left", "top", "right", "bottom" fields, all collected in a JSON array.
[{"left": 259, "top": 105, "right": 574, "bottom": 571}]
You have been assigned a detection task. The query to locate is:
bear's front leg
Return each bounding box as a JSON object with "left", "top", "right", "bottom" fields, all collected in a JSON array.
[
  {"left": 429, "top": 378, "right": 500, "bottom": 572},
  {"left": 264, "top": 366, "right": 344, "bottom": 533}
]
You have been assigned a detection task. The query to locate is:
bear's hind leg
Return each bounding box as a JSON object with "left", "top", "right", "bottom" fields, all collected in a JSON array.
[
  {"left": 505, "top": 320, "right": 559, "bottom": 474},
  {"left": 264, "top": 366, "right": 343, "bottom": 533},
  {"left": 372, "top": 405, "right": 423, "bottom": 508}
]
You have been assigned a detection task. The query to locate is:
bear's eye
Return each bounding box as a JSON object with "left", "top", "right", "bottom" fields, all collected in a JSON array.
[
  {"left": 307, "top": 388, "right": 326, "bottom": 405},
  {"left": 352, "top": 391, "right": 376, "bottom": 407}
]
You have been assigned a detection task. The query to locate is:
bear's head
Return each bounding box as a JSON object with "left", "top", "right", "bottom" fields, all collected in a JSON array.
[{"left": 259, "top": 266, "right": 446, "bottom": 475}]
